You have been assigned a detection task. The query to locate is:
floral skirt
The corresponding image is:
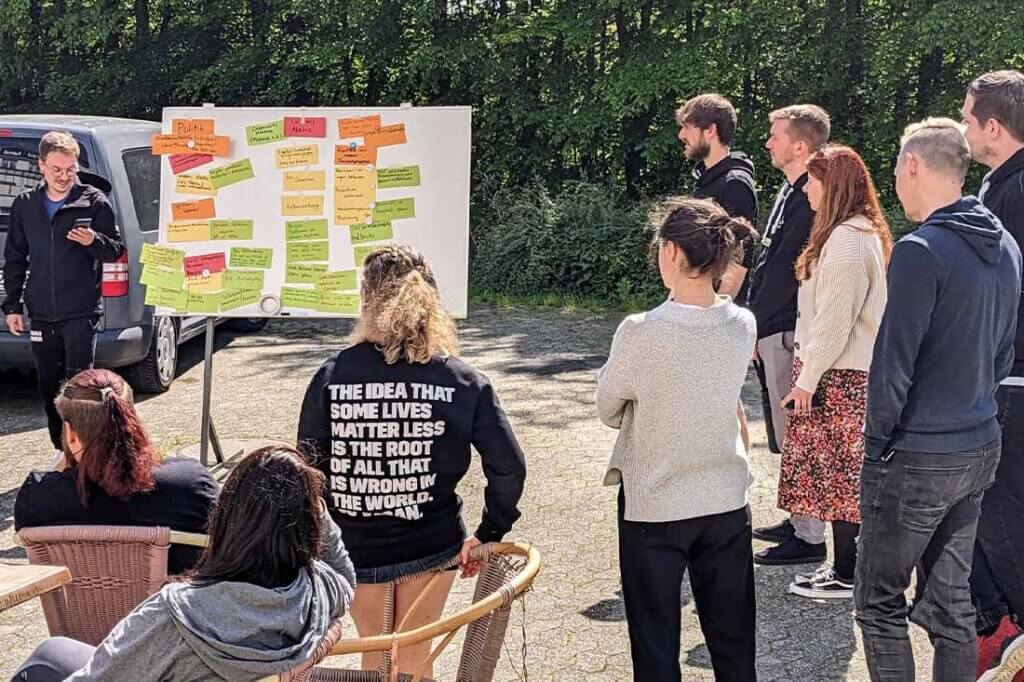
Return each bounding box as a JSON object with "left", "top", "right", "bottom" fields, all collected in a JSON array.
[{"left": 777, "top": 359, "right": 867, "bottom": 523}]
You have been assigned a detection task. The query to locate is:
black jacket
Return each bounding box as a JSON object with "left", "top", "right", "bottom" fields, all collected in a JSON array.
[
  {"left": 980, "top": 147, "right": 1024, "bottom": 376},
  {"left": 865, "top": 197, "right": 1021, "bottom": 459},
  {"left": 2, "top": 180, "right": 123, "bottom": 322},
  {"left": 747, "top": 174, "right": 813, "bottom": 339}
]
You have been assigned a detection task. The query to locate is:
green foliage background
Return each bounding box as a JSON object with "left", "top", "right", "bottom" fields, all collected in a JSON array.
[{"left": 4, "top": 0, "right": 1022, "bottom": 305}]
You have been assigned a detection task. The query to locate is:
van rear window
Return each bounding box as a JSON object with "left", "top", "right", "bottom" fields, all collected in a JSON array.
[{"left": 121, "top": 148, "right": 160, "bottom": 232}]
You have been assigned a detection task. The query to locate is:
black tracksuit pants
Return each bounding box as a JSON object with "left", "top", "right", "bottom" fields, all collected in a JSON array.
[
  {"left": 30, "top": 317, "right": 98, "bottom": 449},
  {"left": 617, "top": 489, "right": 757, "bottom": 681}
]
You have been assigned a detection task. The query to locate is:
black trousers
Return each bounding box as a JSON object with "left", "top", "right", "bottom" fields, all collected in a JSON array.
[
  {"left": 618, "top": 490, "right": 757, "bottom": 682},
  {"left": 29, "top": 317, "right": 98, "bottom": 449}
]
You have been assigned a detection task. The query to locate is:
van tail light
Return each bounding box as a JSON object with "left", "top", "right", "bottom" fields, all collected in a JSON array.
[{"left": 102, "top": 252, "right": 129, "bottom": 297}]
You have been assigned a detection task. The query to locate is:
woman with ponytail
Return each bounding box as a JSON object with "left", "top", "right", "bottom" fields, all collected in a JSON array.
[
  {"left": 597, "top": 197, "right": 758, "bottom": 681},
  {"left": 14, "top": 368, "right": 218, "bottom": 573},
  {"left": 297, "top": 245, "right": 526, "bottom": 677}
]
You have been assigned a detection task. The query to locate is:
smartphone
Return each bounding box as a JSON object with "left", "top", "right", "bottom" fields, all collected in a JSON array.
[{"left": 784, "top": 392, "right": 824, "bottom": 410}]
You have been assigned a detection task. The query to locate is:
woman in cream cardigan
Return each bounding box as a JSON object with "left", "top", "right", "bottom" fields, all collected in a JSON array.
[{"left": 775, "top": 144, "right": 892, "bottom": 599}]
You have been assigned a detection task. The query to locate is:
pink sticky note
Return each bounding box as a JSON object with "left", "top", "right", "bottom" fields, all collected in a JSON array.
[
  {"left": 284, "top": 117, "right": 327, "bottom": 138},
  {"left": 183, "top": 252, "right": 227, "bottom": 276},
  {"left": 169, "top": 154, "right": 214, "bottom": 175}
]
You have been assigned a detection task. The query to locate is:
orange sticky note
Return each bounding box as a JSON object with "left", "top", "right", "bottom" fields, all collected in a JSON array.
[
  {"left": 364, "top": 124, "right": 407, "bottom": 149},
  {"left": 171, "top": 198, "right": 216, "bottom": 221},
  {"left": 334, "top": 145, "right": 377, "bottom": 166},
  {"left": 338, "top": 115, "right": 382, "bottom": 138},
  {"left": 171, "top": 119, "right": 215, "bottom": 136},
  {"left": 151, "top": 134, "right": 231, "bottom": 157}
]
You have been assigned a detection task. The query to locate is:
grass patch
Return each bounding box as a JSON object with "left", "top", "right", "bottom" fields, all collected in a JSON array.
[{"left": 471, "top": 290, "right": 657, "bottom": 314}]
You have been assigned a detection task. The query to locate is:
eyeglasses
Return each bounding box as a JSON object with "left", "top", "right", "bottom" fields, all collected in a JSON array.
[{"left": 45, "top": 164, "right": 78, "bottom": 178}]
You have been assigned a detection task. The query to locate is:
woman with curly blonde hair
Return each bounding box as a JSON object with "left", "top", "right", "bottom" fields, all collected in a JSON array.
[{"left": 297, "top": 244, "right": 526, "bottom": 677}]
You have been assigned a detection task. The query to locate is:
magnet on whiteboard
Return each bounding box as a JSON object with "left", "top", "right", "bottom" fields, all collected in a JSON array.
[
  {"left": 368, "top": 202, "right": 375, "bottom": 209},
  {"left": 365, "top": 216, "right": 373, "bottom": 224},
  {"left": 259, "top": 294, "right": 281, "bottom": 315},
  {"left": 186, "top": 139, "right": 196, "bottom": 149},
  {"left": 201, "top": 268, "right": 210, "bottom": 278},
  {"left": 348, "top": 142, "right": 357, "bottom": 150},
  {"left": 366, "top": 164, "right": 375, "bottom": 173}
]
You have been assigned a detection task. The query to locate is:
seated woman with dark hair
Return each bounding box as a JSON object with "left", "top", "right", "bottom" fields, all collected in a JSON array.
[
  {"left": 13, "top": 445, "right": 357, "bottom": 681},
  {"left": 14, "top": 368, "right": 218, "bottom": 574}
]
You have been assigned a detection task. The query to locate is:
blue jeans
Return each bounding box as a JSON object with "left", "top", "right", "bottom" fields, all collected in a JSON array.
[{"left": 854, "top": 440, "right": 1000, "bottom": 682}]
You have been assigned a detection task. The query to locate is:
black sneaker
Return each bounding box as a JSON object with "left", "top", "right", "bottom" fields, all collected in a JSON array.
[
  {"left": 788, "top": 567, "right": 853, "bottom": 599},
  {"left": 792, "top": 562, "right": 832, "bottom": 588},
  {"left": 753, "top": 536, "right": 827, "bottom": 566},
  {"left": 752, "top": 519, "right": 796, "bottom": 543}
]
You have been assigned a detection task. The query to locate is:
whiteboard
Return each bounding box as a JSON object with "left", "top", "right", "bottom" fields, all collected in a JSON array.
[{"left": 146, "top": 106, "right": 471, "bottom": 318}]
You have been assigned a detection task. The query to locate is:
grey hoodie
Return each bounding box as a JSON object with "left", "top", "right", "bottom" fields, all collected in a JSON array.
[{"left": 66, "top": 513, "right": 356, "bottom": 681}]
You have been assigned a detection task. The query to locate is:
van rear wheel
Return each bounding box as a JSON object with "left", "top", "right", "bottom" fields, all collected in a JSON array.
[{"left": 124, "top": 315, "right": 178, "bottom": 394}]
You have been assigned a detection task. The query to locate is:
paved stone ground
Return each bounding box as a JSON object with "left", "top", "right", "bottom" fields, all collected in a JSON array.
[{"left": 0, "top": 304, "right": 935, "bottom": 680}]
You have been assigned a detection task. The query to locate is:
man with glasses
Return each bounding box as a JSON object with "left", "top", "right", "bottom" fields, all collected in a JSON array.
[{"left": 2, "top": 131, "right": 123, "bottom": 455}]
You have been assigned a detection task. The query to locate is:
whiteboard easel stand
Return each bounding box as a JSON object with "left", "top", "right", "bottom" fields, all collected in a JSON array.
[{"left": 199, "top": 316, "right": 225, "bottom": 467}]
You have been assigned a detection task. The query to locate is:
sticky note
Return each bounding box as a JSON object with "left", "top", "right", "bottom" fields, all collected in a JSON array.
[
  {"left": 186, "top": 292, "right": 222, "bottom": 313},
  {"left": 220, "top": 288, "right": 261, "bottom": 311},
  {"left": 152, "top": 134, "right": 230, "bottom": 156},
  {"left": 281, "top": 195, "right": 324, "bottom": 217},
  {"left": 171, "top": 198, "right": 216, "bottom": 221},
  {"left": 318, "top": 291, "right": 360, "bottom": 314},
  {"left": 354, "top": 245, "right": 381, "bottom": 266},
  {"left": 171, "top": 119, "right": 214, "bottom": 136},
  {"left": 175, "top": 174, "right": 217, "bottom": 196},
  {"left": 339, "top": 115, "right": 382, "bottom": 137},
  {"left": 230, "top": 247, "right": 273, "bottom": 269},
  {"left": 246, "top": 120, "right": 286, "bottom": 146},
  {"left": 287, "top": 240, "right": 329, "bottom": 262},
  {"left": 284, "top": 117, "right": 327, "bottom": 138},
  {"left": 169, "top": 154, "right": 214, "bottom": 175},
  {"left": 364, "top": 123, "right": 407, "bottom": 149},
  {"left": 316, "top": 270, "right": 358, "bottom": 291},
  {"left": 140, "top": 243, "right": 185, "bottom": 269},
  {"left": 144, "top": 286, "right": 188, "bottom": 310},
  {"left": 140, "top": 266, "right": 185, "bottom": 291},
  {"left": 283, "top": 170, "right": 326, "bottom": 191},
  {"left": 286, "top": 263, "right": 329, "bottom": 284},
  {"left": 280, "top": 287, "right": 321, "bottom": 309},
  {"left": 377, "top": 165, "right": 420, "bottom": 189},
  {"left": 166, "top": 220, "right": 211, "bottom": 242},
  {"left": 275, "top": 145, "right": 319, "bottom": 169},
  {"left": 373, "top": 198, "right": 415, "bottom": 222},
  {"left": 183, "top": 252, "right": 227, "bottom": 276},
  {"left": 210, "top": 219, "right": 254, "bottom": 240},
  {"left": 285, "top": 219, "right": 328, "bottom": 241},
  {"left": 350, "top": 222, "right": 393, "bottom": 244},
  {"left": 335, "top": 206, "right": 373, "bottom": 225},
  {"left": 186, "top": 271, "right": 224, "bottom": 294},
  {"left": 209, "top": 159, "right": 255, "bottom": 188},
  {"left": 334, "top": 166, "right": 376, "bottom": 226},
  {"left": 222, "top": 269, "right": 265, "bottom": 290},
  {"left": 334, "top": 145, "right": 377, "bottom": 166}
]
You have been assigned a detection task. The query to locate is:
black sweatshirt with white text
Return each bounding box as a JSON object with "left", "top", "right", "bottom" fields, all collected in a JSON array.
[{"left": 297, "top": 342, "right": 527, "bottom": 569}]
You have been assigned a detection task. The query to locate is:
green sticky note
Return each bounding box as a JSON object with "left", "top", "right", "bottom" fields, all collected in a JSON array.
[
  {"left": 140, "top": 265, "right": 185, "bottom": 291},
  {"left": 285, "top": 218, "right": 329, "bottom": 241},
  {"left": 140, "top": 243, "right": 185, "bottom": 269},
  {"left": 280, "top": 287, "right": 320, "bottom": 309},
  {"left": 315, "top": 270, "right": 358, "bottom": 291},
  {"left": 230, "top": 247, "right": 273, "bottom": 269},
  {"left": 318, "top": 291, "right": 360, "bottom": 314},
  {"left": 144, "top": 286, "right": 188, "bottom": 310},
  {"left": 376, "top": 166, "right": 420, "bottom": 189},
  {"left": 373, "top": 198, "right": 415, "bottom": 222},
  {"left": 210, "top": 219, "right": 254, "bottom": 240},
  {"left": 246, "top": 120, "right": 285, "bottom": 146},
  {"left": 186, "top": 292, "right": 222, "bottom": 314},
  {"left": 350, "top": 221, "right": 393, "bottom": 244},
  {"left": 354, "top": 244, "right": 384, "bottom": 266},
  {"left": 286, "top": 240, "right": 329, "bottom": 262},
  {"left": 222, "top": 269, "right": 266, "bottom": 290},
  {"left": 286, "top": 262, "right": 329, "bottom": 284},
  {"left": 219, "top": 288, "right": 261, "bottom": 311},
  {"left": 209, "top": 159, "right": 255, "bottom": 188}
]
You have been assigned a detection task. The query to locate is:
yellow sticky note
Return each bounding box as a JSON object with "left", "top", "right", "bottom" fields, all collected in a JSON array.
[
  {"left": 275, "top": 145, "right": 319, "bottom": 169},
  {"left": 186, "top": 271, "right": 224, "bottom": 293},
  {"left": 166, "top": 220, "right": 211, "bottom": 242},
  {"left": 283, "top": 171, "right": 326, "bottom": 191},
  {"left": 282, "top": 195, "right": 324, "bottom": 217},
  {"left": 175, "top": 173, "right": 218, "bottom": 196}
]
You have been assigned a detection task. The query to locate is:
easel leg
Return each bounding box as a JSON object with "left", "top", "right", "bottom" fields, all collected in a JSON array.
[{"left": 200, "top": 317, "right": 225, "bottom": 466}]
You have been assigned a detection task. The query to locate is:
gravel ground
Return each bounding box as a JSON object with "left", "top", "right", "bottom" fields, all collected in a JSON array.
[{"left": 0, "top": 304, "right": 934, "bottom": 680}]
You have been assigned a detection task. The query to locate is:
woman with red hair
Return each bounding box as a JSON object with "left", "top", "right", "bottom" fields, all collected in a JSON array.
[
  {"left": 760, "top": 145, "right": 892, "bottom": 599},
  {"left": 14, "top": 368, "right": 218, "bottom": 573}
]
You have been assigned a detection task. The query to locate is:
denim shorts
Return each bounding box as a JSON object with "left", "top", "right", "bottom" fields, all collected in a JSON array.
[{"left": 355, "top": 541, "right": 463, "bottom": 584}]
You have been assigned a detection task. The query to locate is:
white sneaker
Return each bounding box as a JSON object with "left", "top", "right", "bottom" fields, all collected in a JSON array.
[
  {"left": 788, "top": 567, "right": 853, "bottom": 599},
  {"left": 792, "top": 562, "right": 833, "bottom": 588}
]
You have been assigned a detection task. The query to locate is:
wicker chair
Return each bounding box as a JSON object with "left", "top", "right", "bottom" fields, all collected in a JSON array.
[{"left": 16, "top": 525, "right": 208, "bottom": 645}]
